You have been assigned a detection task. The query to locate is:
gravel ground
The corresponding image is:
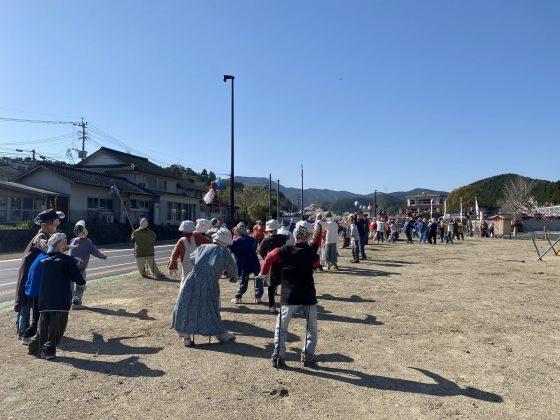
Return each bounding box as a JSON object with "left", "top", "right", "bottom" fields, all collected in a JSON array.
[{"left": 1, "top": 237, "right": 559, "bottom": 419}]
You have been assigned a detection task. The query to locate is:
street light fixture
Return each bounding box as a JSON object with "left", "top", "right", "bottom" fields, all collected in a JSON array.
[
  {"left": 223, "top": 75, "right": 235, "bottom": 225},
  {"left": 16, "top": 148, "right": 36, "bottom": 161}
]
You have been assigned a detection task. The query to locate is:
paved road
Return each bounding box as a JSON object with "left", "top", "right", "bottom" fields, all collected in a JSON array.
[{"left": 0, "top": 243, "right": 175, "bottom": 303}]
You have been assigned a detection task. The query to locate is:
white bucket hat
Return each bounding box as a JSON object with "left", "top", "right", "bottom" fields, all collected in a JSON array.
[
  {"left": 178, "top": 220, "right": 196, "bottom": 232},
  {"left": 195, "top": 219, "right": 211, "bottom": 233},
  {"left": 213, "top": 227, "right": 233, "bottom": 246},
  {"left": 265, "top": 219, "right": 281, "bottom": 231}
]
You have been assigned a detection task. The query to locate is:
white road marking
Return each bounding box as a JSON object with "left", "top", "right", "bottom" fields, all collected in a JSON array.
[{"left": 87, "top": 258, "right": 167, "bottom": 272}]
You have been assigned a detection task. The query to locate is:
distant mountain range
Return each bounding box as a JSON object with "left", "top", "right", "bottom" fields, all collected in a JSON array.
[{"left": 235, "top": 176, "right": 446, "bottom": 214}]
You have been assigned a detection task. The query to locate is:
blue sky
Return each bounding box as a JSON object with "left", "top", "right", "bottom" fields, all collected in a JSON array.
[{"left": 1, "top": 1, "right": 558, "bottom": 195}]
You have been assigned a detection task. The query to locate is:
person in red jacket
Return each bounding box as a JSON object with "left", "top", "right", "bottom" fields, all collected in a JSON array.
[{"left": 252, "top": 220, "right": 265, "bottom": 246}]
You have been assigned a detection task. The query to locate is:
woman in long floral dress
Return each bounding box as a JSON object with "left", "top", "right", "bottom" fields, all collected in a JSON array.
[{"left": 171, "top": 228, "right": 238, "bottom": 346}]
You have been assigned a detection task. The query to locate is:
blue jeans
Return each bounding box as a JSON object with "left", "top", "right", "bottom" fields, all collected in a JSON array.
[
  {"left": 236, "top": 275, "right": 263, "bottom": 297},
  {"left": 359, "top": 237, "right": 367, "bottom": 258},
  {"left": 273, "top": 304, "right": 318, "bottom": 359},
  {"left": 18, "top": 300, "right": 31, "bottom": 338}
]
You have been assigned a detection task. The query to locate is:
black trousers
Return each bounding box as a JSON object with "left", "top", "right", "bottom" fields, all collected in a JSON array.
[{"left": 28, "top": 311, "right": 69, "bottom": 357}]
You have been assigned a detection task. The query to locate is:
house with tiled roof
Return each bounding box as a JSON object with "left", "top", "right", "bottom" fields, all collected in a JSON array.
[
  {"left": 77, "top": 147, "right": 204, "bottom": 225},
  {"left": 14, "top": 162, "right": 154, "bottom": 224},
  {"left": 0, "top": 180, "right": 61, "bottom": 224}
]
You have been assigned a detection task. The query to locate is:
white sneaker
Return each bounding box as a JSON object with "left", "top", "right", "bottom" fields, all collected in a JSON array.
[
  {"left": 255, "top": 296, "right": 263, "bottom": 303},
  {"left": 231, "top": 297, "right": 242, "bottom": 304},
  {"left": 216, "top": 331, "right": 236, "bottom": 343},
  {"left": 269, "top": 306, "right": 278, "bottom": 314}
]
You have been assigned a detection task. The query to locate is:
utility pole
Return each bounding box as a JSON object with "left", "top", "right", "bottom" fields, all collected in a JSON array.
[
  {"left": 269, "top": 173, "right": 272, "bottom": 220},
  {"left": 78, "top": 118, "right": 87, "bottom": 161},
  {"left": 223, "top": 75, "right": 235, "bottom": 226},
  {"left": 301, "top": 164, "right": 304, "bottom": 220},
  {"left": 276, "top": 179, "right": 280, "bottom": 220}
]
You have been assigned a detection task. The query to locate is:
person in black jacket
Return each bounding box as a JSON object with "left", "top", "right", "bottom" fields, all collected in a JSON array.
[
  {"left": 28, "top": 233, "right": 85, "bottom": 360},
  {"left": 257, "top": 219, "right": 287, "bottom": 314},
  {"left": 16, "top": 208, "right": 65, "bottom": 342},
  {"left": 258, "top": 221, "right": 320, "bottom": 368},
  {"left": 355, "top": 212, "right": 368, "bottom": 260}
]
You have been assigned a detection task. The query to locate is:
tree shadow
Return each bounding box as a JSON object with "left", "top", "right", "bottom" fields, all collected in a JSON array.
[
  {"left": 59, "top": 332, "right": 163, "bottom": 356},
  {"left": 285, "top": 365, "right": 502, "bottom": 403},
  {"left": 317, "top": 293, "right": 375, "bottom": 303},
  {"left": 83, "top": 307, "right": 156, "bottom": 321},
  {"left": 55, "top": 355, "right": 165, "bottom": 378}
]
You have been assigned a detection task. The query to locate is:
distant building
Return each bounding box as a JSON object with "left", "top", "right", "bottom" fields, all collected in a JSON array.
[{"left": 401, "top": 192, "right": 447, "bottom": 216}]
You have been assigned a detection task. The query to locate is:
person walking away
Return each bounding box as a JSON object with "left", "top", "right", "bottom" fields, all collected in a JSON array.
[
  {"left": 171, "top": 228, "right": 238, "bottom": 347},
  {"left": 323, "top": 212, "right": 339, "bottom": 270},
  {"left": 230, "top": 223, "right": 263, "bottom": 304},
  {"left": 168, "top": 220, "right": 211, "bottom": 280},
  {"left": 355, "top": 212, "right": 368, "bottom": 259},
  {"left": 403, "top": 218, "right": 414, "bottom": 243},
  {"left": 418, "top": 218, "right": 428, "bottom": 244},
  {"left": 16, "top": 209, "right": 65, "bottom": 343},
  {"left": 427, "top": 218, "right": 438, "bottom": 244},
  {"left": 278, "top": 221, "right": 295, "bottom": 245},
  {"left": 252, "top": 220, "right": 265, "bottom": 247},
  {"left": 131, "top": 218, "right": 164, "bottom": 279},
  {"left": 311, "top": 214, "right": 325, "bottom": 270},
  {"left": 438, "top": 218, "right": 445, "bottom": 242},
  {"left": 68, "top": 220, "right": 107, "bottom": 307},
  {"left": 257, "top": 221, "right": 320, "bottom": 368},
  {"left": 445, "top": 220, "right": 455, "bottom": 244},
  {"left": 28, "top": 233, "right": 85, "bottom": 360},
  {"left": 257, "top": 219, "right": 287, "bottom": 313},
  {"left": 349, "top": 215, "right": 361, "bottom": 263},
  {"left": 375, "top": 217, "right": 385, "bottom": 243},
  {"left": 456, "top": 221, "right": 464, "bottom": 240},
  {"left": 341, "top": 217, "right": 350, "bottom": 249}
]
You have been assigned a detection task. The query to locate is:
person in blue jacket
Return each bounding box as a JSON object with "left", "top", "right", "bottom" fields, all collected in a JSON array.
[{"left": 230, "top": 223, "right": 262, "bottom": 304}]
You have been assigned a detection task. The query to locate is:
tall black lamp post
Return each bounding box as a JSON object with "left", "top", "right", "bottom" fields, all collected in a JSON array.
[{"left": 223, "top": 75, "right": 235, "bottom": 225}]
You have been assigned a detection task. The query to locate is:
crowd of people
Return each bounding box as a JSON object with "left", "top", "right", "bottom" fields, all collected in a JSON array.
[{"left": 13, "top": 207, "right": 485, "bottom": 367}]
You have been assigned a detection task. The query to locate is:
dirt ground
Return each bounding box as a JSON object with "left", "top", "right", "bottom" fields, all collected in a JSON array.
[{"left": 1, "top": 237, "right": 559, "bottom": 419}]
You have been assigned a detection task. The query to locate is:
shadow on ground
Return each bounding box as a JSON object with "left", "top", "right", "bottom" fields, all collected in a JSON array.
[
  {"left": 317, "top": 293, "right": 375, "bottom": 303},
  {"left": 333, "top": 266, "right": 400, "bottom": 278},
  {"left": 82, "top": 307, "right": 156, "bottom": 320},
  {"left": 60, "top": 332, "right": 163, "bottom": 356},
  {"left": 222, "top": 319, "right": 299, "bottom": 341},
  {"left": 286, "top": 365, "right": 503, "bottom": 403},
  {"left": 55, "top": 355, "right": 165, "bottom": 377}
]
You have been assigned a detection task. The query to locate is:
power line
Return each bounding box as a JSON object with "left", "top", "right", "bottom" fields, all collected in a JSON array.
[{"left": 0, "top": 116, "right": 78, "bottom": 125}]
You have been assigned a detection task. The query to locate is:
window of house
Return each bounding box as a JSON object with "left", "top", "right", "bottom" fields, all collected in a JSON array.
[
  {"left": 418, "top": 199, "right": 432, "bottom": 205},
  {"left": 88, "top": 197, "right": 112, "bottom": 210},
  {"left": 157, "top": 180, "right": 167, "bottom": 191},
  {"left": 147, "top": 178, "right": 157, "bottom": 189},
  {"left": 409, "top": 199, "right": 416, "bottom": 205}
]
